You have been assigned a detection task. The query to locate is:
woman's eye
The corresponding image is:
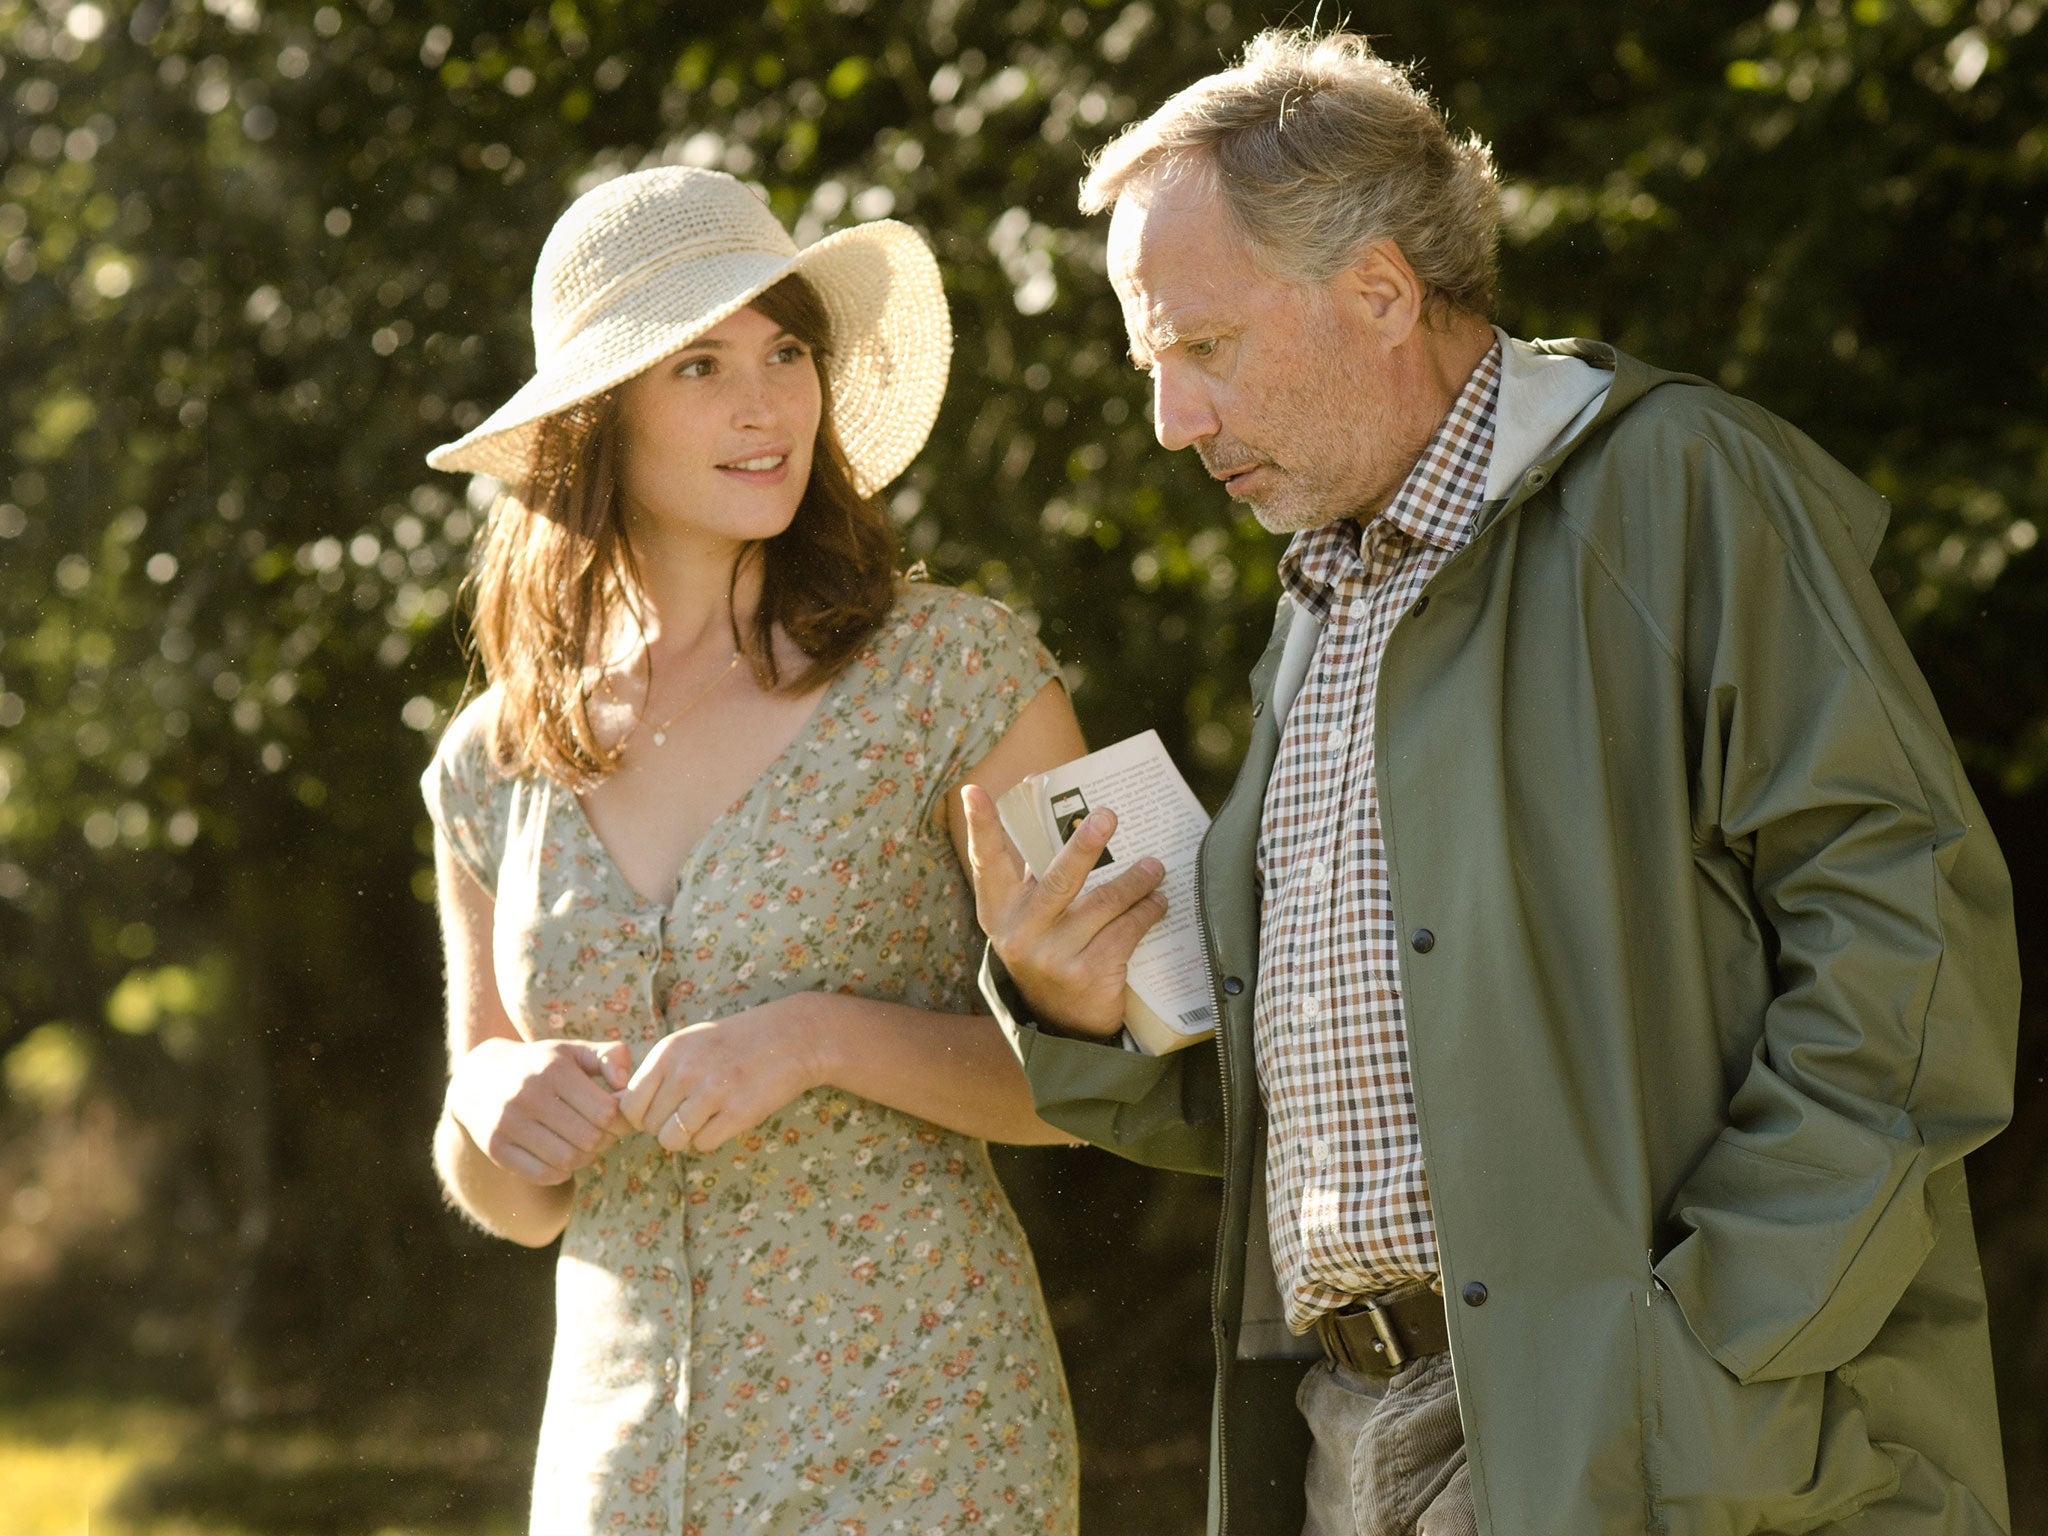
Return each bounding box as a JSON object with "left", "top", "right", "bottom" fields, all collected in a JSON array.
[
  {"left": 772, "top": 343, "right": 808, "bottom": 364},
  {"left": 675, "top": 356, "right": 714, "bottom": 378}
]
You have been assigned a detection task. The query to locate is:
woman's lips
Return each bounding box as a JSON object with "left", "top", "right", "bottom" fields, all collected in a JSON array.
[{"left": 717, "top": 452, "right": 790, "bottom": 486}]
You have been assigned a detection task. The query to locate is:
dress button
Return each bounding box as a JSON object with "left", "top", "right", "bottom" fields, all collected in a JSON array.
[
  {"left": 1462, "top": 1281, "right": 1489, "bottom": 1307},
  {"left": 1222, "top": 975, "right": 1245, "bottom": 996},
  {"left": 1410, "top": 928, "right": 1436, "bottom": 953}
]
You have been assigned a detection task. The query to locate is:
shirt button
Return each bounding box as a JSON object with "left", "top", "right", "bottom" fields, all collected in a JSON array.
[
  {"left": 1325, "top": 728, "right": 1345, "bottom": 755},
  {"left": 1301, "top": 993, "right": 1321, "bottom": 1020},
  {"left": 1311, "top": 1139, "right": 1332, "bottom": 1164},
  {"left": 1347, "top": 597, "right": 1369, "bottom": 621},
  {"left": 1309, "top": 861, "right": 1329, "bottom": 886},
  {"left": 1410, "top": 928, "right": 1436, "bottom": 953}
]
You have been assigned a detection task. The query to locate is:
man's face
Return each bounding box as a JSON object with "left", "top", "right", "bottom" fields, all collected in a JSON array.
[{"left": 1106, "top": 167, "right": 1427, "bottom": 533}]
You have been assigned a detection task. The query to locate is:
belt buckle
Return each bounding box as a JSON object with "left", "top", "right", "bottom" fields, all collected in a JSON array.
[
  {"left": 1319, "top": 1295, "right": 1408, "bottom": 1375},
  {"left": 1359, "top": 1296, "right": 1408, "bottom": 1371}
]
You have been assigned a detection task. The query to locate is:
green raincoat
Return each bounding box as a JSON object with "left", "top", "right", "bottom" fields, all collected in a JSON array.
[{"left": 986, "top": 343, "right": 2019, "bottom": 1536}]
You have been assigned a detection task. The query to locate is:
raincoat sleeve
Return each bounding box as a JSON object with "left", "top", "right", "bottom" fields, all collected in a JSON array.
[
  {"left": 981, "top": 946, "right": 1225, "bottom": 1177},
  {"left": 1652, "top": 422, "right": 2020, "bottom": 1385}
]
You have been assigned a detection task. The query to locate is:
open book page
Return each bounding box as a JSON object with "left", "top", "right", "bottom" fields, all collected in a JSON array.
[{"left": 996, "top": 731, "right": 1216, "bottom": 1054}]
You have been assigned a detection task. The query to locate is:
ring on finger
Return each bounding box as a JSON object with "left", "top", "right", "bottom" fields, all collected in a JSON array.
[{"left": 665, "top": 1107, "right": 701, "bottom": 1152}]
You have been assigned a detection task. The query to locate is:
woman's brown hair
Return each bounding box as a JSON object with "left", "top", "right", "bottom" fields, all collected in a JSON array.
[{"left": 461, "top": 274, "right": 899, "bottom": 786}]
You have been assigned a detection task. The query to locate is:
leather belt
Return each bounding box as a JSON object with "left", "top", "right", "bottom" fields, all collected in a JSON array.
[{"left": 1314, "top": 1283, "right": 1451, "bottom": 1377}]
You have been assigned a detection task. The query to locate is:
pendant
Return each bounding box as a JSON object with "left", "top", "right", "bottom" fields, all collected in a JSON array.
[{"left": 651, "top": 730, "right": 667, "bottom": 747}]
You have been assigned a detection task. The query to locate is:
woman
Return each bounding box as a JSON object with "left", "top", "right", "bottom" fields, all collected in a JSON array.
[{"left": 420, "top": 166, "right": 1093, "bottom": 1533}]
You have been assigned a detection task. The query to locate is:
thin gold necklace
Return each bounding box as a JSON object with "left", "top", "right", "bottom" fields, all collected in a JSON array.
[{"left": 601, "top": 649, "right": 743, "bottom": 748}]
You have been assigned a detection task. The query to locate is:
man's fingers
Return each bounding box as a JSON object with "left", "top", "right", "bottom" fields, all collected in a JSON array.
[
  {"left": 960, "top": 784, "right": 1028, "bottom": 920},
  {"left": 1026, "top": 807, "right": 1118, "bottom": 913},
  {"left": 1066, "top": 855, "right": 1165, "bottom": 935},
  {"left": 1087, "top": 888, "right": 1170, "bottom": 969}
]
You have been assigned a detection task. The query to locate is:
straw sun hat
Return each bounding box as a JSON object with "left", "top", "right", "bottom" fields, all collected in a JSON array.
[{"left": 426, "top": 165, "right": 951, "bottom": 498}]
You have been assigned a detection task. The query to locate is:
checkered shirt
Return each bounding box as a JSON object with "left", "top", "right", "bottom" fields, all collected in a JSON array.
[{"left": 1255, "top": 343, "right": 1502, "bottom": 1333}]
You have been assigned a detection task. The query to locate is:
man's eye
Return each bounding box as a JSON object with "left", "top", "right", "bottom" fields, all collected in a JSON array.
[{"left": 1187, "top": 339, "right": 1217, "bottom": 360}]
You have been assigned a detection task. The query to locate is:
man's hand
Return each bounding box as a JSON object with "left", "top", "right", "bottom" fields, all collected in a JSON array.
[
  {"left": 616, "top": 999, "right": 824, "bottom": 1155},
  {"left": 445, "top": 1035, "right": 633, "bottom": 1186},
  {"left": 960, "top": 783, "right": 1169, "bottom": 1040}
]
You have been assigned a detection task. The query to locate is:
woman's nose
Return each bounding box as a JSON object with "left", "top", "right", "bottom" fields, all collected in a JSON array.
[{"left": 730, "top": 369, "right": 777, "bottom": 428}]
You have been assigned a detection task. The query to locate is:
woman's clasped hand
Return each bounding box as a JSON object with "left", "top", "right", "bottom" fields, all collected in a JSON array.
[
  {"left": 616, "top": 998, "right": 823, "bottom": 1155},
  {"left": 445, "top": 1034, "right": 633, "bottom": 1186}
]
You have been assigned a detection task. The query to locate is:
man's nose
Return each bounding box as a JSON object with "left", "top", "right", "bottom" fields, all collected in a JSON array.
[{"left": 1153, "top": 364, "right": 1218, "bottom": 453}]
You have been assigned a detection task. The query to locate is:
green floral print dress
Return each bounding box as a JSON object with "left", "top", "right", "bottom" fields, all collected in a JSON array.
[{"left": 422, "top": 585, "right": 1080, "bottom": 1536}]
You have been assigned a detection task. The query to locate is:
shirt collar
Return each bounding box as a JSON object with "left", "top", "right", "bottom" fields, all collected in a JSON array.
[{"left": 1278, "top": 340, "right": 1503, "bottom": 611}]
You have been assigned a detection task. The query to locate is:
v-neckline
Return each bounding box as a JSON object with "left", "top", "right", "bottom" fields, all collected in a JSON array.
[{"left": 563, "top": 666, "right": 847, "bottom": 911}]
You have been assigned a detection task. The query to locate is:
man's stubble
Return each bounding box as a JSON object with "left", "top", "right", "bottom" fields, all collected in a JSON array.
[{"left": 1225, "top": 316, "right": 1432, "bottom": 537}]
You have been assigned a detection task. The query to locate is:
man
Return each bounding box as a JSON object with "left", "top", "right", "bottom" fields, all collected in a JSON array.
[{"left": 959, "top": 28, "right": 2020, "bottom": 1536}]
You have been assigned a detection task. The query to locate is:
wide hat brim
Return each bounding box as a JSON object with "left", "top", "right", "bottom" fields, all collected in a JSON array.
[{"left": 425, "top": 218, "right": 950, "bottom": 500}]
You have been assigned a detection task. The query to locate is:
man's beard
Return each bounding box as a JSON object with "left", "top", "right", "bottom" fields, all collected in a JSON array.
[{"left": 1211, "top": 346, "right": 1421, "bottom": 535}]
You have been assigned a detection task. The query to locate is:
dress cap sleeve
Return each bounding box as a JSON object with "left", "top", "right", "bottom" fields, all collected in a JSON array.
[
  {"left": 420, "top": 688, "right": 510, "bottom": 897},
  {"left": 892, "top": 583, "right": 1062, "bottom": 821}
]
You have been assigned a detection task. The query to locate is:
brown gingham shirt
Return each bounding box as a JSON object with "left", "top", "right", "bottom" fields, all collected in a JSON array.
[{"left": 1255, "top": 342, "right": 1502, "bottom": 1332}]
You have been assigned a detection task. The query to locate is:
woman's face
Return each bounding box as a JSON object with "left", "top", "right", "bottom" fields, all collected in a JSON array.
[{"left": 615, "top": 303, "right": 822, "bottom": 551}]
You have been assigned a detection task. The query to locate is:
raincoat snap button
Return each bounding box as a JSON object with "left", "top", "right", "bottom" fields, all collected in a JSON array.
[
  {"left": 1411, "top": 595, "right": 1430, "bottom": 616},
  {"left": 1462, "top": 1282, "right": 1489, "bottom": 1307},
  {"left": 1525, "top": 466, "right": 1549, "bottom": 490},
  {"left": 1410, "top": 928, "right": 1436, "bottom": 953},
  {"left": 1222, "top": 975, "right": 1245, "bottom": 996}
]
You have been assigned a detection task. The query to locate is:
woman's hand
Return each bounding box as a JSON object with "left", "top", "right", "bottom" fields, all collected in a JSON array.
[
  {"left": 618, "top": 998, "right": 825, "bottom": 1154},
  {"left": 446, "top": 1035, "right": 634, "bottom": 1186}
]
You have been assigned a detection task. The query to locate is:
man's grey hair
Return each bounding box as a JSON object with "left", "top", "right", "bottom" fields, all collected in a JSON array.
[{"left": 1079, "top": 29, "right": 1502, "bottom": 317}]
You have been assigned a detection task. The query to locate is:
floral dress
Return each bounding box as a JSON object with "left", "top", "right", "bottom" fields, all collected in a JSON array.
[{"left": 422, "top": 585, "right": 1079, "bottom": 1536}]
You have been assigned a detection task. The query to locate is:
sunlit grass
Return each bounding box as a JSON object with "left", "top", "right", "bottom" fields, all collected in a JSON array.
[
  {"left": 0, "top": 1398, "right": 218, "bottom": 1536},
  {"left": 0, "top": 1397, "right": 527, "bottom": 1536}
]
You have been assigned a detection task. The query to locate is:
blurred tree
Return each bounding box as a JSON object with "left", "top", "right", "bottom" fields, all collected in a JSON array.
[{"left": 1, "top": 0, "right": 2043, "bottom": 1526}]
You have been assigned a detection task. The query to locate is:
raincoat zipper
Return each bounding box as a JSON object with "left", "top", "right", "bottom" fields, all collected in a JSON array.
[{"left": 1204, "top": 945, "right": 1235, "bottom": 1534}]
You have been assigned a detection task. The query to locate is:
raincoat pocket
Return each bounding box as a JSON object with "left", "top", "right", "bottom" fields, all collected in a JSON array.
[{"left": 1634, "top": 1282, "right": 1898, "bottom": 1536}]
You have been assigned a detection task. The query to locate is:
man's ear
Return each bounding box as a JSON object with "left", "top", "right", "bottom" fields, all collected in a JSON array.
[{"left": 1333, "top": 241, "right": 1424, "bottom": 349}]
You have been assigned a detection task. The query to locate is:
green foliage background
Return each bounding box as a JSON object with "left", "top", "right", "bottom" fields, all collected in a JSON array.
[{"left": 1, "top": 0, "right": 2044, "bottom": 1526}]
